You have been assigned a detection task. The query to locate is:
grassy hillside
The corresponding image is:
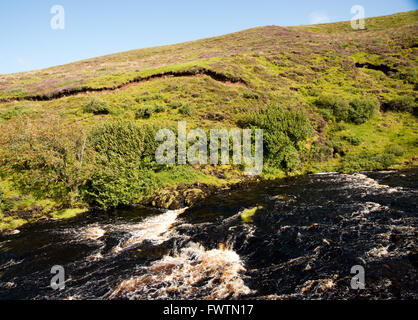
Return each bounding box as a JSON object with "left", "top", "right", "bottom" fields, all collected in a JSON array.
[{"left": 0, "top": 11, "right": 417, "bottom": 230}]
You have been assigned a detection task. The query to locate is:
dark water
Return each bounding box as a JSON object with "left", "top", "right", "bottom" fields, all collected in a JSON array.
[{"left": 0, "top": 170, "right": 417, "bottom": 300}]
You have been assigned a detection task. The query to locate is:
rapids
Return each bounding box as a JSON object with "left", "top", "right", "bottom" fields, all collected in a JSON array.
[{"left": 0, "top": 170, "right": 416, "bottom": 299}]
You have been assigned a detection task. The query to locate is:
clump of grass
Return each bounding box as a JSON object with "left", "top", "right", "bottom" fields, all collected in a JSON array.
[
  {"left": 0, "top": 105, "right": 32, "bottom": 120},
  {"left": 135, "top": 93, "right": 164, "bottom": 103},
  {"left": 241, "top": 205, "right": 263, "bottom": 223},
  {"left": 82, "top": 97, "right": 111, "bottom": 115},
  {"left": 385, "top": 144, "right": 405, "bottom": 157},
  {"left": 153, "top": 104, "right": 166, "bottom": 113},
  {"left": 135, "top": 105, "right": 154, "bottom": 119},
  {"left": 169, "top": 101, "right": 182, "bottom": 109},
  {"left": 179, "top": 104, "right": 194, "bottom": 116},
  {"left": 342, "top": 134, "right": 363, "bottom": 146},
  {"left": 243, "top": 91, "right": 259, "bottom": 99}
]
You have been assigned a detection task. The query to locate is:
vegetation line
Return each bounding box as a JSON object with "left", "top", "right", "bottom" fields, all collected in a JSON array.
[{"left": 0, "top": 68, "right": 247, "bottom": 103}]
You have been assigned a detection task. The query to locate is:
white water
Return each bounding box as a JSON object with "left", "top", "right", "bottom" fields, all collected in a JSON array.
[
  {"left": 111, "top": 208, "right": 187, "bottom": 254},
  {"left": 109, "top": 242, "right": 253, "bottom": 300}
]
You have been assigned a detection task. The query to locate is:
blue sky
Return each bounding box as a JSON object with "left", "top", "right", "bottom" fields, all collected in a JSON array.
[{"left": 0, "top": 0, "right": 417, "bottom": 74}]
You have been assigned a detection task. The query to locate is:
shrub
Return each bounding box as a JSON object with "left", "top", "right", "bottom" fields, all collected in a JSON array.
[
  {"left": 82, "top": 98, "right": 111, "bottom": 115},
  {"left": 318, "top": 108, "right": 335, "bottom": 122},
  {"left": 179, "top": 104, "right": 194, "bottom": 116},
  {"left": 0, "top": 185, "right": 4, "bottom": 211},
  {"left": 0, "top": 115, "right": 95, "bottom": 206},
  {"left": 348, "top": 97, "right": 378, "bottom": 124},
  {"left": 135, "top": 93, "right": 163, "bottom": 103},
  {"left": 0, "top": 105, "right": 31, "bottom": 120},
  {"left": 242, "top": 104, "right": 312, "bottom": 170},
  {"left": 169, "top": 101, "right": 182, "bottom": 109},
  {"left": 330, "top": 123, "right": 348, "bottom": 132},
  {"left": 315, "top": 95, "right": 377, "bottom": 124},
  {"left": 153, "top": 104, "right": 166, "bottom": 113},
  {"left": 0, "top": 186, "right": 13, "bottom": 212},
  {"left": 339, "top": 152, "right": 397, "bottom": 172},
  {"left": 82, "top": 120, "right": 160, "bottom": 209},
  {"left": 381, "top": 96, "right": 417, "bottom": 115},
  {"left": 243, "top": 91, "right": 259, "bottom": 99},
  {"left": 135, "top": 105, "right": 154, "bottom": 119},
  {"left": 385, "top": 144, "right": 405, "bottom": 157},
  {"left": 342, "top": 134, "right": 363, "bottom": 146}
]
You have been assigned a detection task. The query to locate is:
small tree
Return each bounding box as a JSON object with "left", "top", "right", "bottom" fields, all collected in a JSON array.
[{"left": 0, "top": 114, "right": 95, "bottom": 206}]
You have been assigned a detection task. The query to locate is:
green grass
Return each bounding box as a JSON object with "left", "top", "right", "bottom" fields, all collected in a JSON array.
[
  {"left": 50, "top": 208, "right": 88, "bottom": 220},
  {"left": 241, "top": 206, "right": 263, "bottom": 223}
]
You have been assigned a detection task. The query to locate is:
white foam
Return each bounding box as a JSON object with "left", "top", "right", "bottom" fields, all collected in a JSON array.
[
  {"left": 109, "top": 242, "right": 253, "bottom": 299},
  {"left": 111, "top": 208, "right": 187, "bottom": 254}
]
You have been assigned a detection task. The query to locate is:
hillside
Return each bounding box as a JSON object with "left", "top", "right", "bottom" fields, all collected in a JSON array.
[{"left": 0, "top": 11, "right": 417, "bottom": 230}]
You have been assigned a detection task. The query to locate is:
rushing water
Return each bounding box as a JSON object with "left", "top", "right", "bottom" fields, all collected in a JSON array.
[{"left": 0, "top": 170, "right": 417, "bottom": 300}]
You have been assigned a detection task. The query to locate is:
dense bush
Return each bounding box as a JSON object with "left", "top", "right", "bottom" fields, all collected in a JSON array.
[
  {"left": 243, "top": 91, "right": 259, "bottom": 100},
  {"left": 339, "top": 152, "right": 396, "bottom": 172},
  {"left": 342, "top": 134, "right": 363, "bottom": 146},
  {"left": 179, "top": 104, "right": 194, "bottom": 116},
  {"left": 135, "top": 105, "right": 154, "bottom": 119},
  {"left": 242, "top": 104, "right": 312, "bottom": 170},
  {"left": 381, "top": 96, "right": 417, "bottom": 115},
  {"left": 348, "top": 97, "right": 378, "bottom": 124},
  {"left": 82, "top": 120, "right": 160, "bottom": 209},
  {"left": 0, "top": 115, "right": 95, "bottom": 206},
  {"left": 385, "top": 144, "right": 405, "bottom": 157},
  {"left": 169, "top": 101, "right": 182, "bottom": 109},
  {"left": 153, "top": 104, "right": 166, "bottom": 113},
  {"left": 82, "top": 98, "right": 111, "bottom": 115},
  {"left": 315, "top": 95, "right": 378, "bottom": 124},
  {"left": 0, "top": 185, "right": 13, "bottom": 212}
]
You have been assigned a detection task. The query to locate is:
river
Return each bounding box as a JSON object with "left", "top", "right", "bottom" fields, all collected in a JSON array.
[{"left": 0, "top": 170, "right": 417, "bottom": 299}]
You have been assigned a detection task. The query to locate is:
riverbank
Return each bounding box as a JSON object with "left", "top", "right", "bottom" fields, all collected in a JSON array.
[{"left": 1, "top": 160, "right": 417, "bottom": 234}]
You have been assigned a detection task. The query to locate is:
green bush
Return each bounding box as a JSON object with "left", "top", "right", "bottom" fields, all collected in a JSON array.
[
  {"left": 315, "top": 95, "right": 377, "bottom": 124},
  {"left": 153, "top": 104, "right": 166, "bottom": 113},
  {"left": 169, "top": 101, "right": 182, "bottom": 109},
  {"left": 0, "top": 186, "right": 14, "bottom": 212},
  {"left": 242, "top": 104, "right": 312, "bottom": 170},
  {"left": 82, "top": 120, "right": 160, "bottom": 209},
  {"left": 339, "top": 152, "right": 397, "bottom": 172},
  {"left": 385, "top": 144, "right": 405, "bottom": 157},
  {"left": 82, "top": 98, "right": 111, "bottom": 115},
  {"left": 179, "top": 104, "right": 194, "bottom": 116},
  {"left": 135, "top": 93, "right": 164, "bottom": 103},
  {"left": 318, "top": 108, "right": 335, "bottom": 122},
  {"left": 135, "top": 105, "right": 154, "bottom": 119},
  {"left": 0, "top": 105, "right": 31, "bottom": 120},
  {"left": 243, "top": 91, "right": 259, "bottom": 99},
  {"left": 315, "top": 95, "right": 350, "bottom": 121},
  {"left": 381, "top": 96, "right": 417, "bottom": 115},
  {"left": 0, "top": 115, "right": 94, "bottom": 206},
  {"left": 348, "top": 97, "right": 378, "bottom": 124},
  {"left": 342, "top": 134, "right": 363, "bottom": 146},
  {"left": 330, "top": 123, "right": 348, "bottom": 132}
]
